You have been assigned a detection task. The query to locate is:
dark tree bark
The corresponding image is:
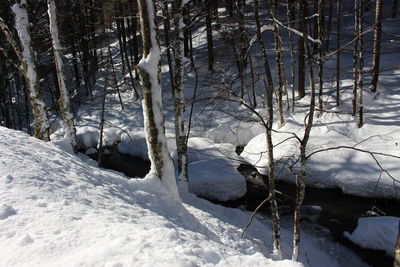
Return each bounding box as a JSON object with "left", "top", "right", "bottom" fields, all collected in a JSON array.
[
  {"left": 298, "top": 0, "right": 306, "bottom": 99},
  {"left": 336, "top": 0, "right": 341, "bottom": 106},
  {"left": 370, "top": 0, "right": 383, "bottom": 93},
  {"left": 206, "top": 0, "right": 214, "bottom": 72}
]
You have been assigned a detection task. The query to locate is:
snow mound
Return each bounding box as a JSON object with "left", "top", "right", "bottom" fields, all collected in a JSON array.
[
  {"left": 0, "top": 126, "right": 300, "bottom": 267},
  {"left": 344, "top": 216, "right": 399, "bottom": 256},
  {"left": 241, "top": 113, "right": 400, "bottom": 199},
  {"left": 187, "top": 137, "right": 242, "bottom": 167},
  {"left": 188, "top": 159, "right": 247, "bottom": 201},
  {"left": 0, "top": 204, "right": 17, "bottom": 220},
  {"left": 118, "top": 130, "right": 148, "bottom": 159},
  {"left": 206, "top": 122, "right": 264, "bottom": 146}
]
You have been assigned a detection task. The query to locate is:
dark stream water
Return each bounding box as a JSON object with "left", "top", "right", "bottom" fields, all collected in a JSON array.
[{"left": 88, "top": 146, "right": 398, "bottom": 267}]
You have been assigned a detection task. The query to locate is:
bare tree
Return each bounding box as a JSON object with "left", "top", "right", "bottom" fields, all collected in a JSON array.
[
  {"left": 172, "top": 0, "right": 188, "bottom": 180},
  {"left": 317, "top": 0, "right": 324, "bottom": 115},
  {"left": 357, "top": 0, "right": 364, "bottom": 128},
  {"left": 47, "top": 0, "right": 78, "bottom": 151},
  {"left": 352, "top": 0, "right": 359, "bottom": 117},
  {"left": 1, "top": 1, "right": 51, "bottom": 141},
  {"left": 269, "top": 1, "right": 285, "bottom": 126},
  {"left": 253, "top": 0, "right": 281, "bottom": 258},
  {"left": 292, "top": 0, "right": 316, "bottom": 260},
  {"left": 336, "top": 0, "right": 341, "bottom": 106},
  {"left": 370, "top": 0, "right": 383, "bottom": 93},
  {"left": 136, "top": 0, "right": 179, "bottom": 200},
  {"left": 297, "top": 0, "right": 306, "bottom": 99},
  {"left": 206, "top": 0, "right": 214, "bottom": 72}
]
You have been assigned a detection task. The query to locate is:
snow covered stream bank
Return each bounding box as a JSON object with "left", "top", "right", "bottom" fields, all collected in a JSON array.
[
  {"left": 90, "top": 144, "right": 399, "bottom": 266},
  {"left": 0, "top": 126, "right": 371, "bottom": 266}
]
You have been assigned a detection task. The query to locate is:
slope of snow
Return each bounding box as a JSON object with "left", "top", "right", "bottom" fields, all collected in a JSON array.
[
  {"left": 0, "top": 126, "right": 301, "bottom": 266},
  {"left": 0, "top": 126, "right": 370, "bottom": 266},
  {"left": 344, "top": 216, "right": 399, "bottom": 256}
]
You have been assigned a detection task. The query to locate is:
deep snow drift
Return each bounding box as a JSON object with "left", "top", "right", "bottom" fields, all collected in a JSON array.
[{"left": 0, "top": 126, "right": 368, "bottom": 266}]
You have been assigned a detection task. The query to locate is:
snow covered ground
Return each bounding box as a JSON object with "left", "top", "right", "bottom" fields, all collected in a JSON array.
[
  {"left": 344, "top": 216, "right": 400, "bottom": 257},
  {"left": 0, "top": 126, "right": 369, "bottom": 266}
]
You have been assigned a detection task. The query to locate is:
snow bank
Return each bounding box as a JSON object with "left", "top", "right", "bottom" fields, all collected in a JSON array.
[
  {"left": 119, "top": 134, "right": 247, "bottom": 201},
  {"left": 0, "top": 126, "right": 301, "bottom": 266},
  {"left": 188, "top": 159, "right": 246, "bottom": 201},
  {"left": 187, "top": 137, "right": 242, "bottom": 167},
  {"left": 118, "top": 130, "right": 148, "bottom": 159},
  {"left": 241, "top": 111, "right": 400, "bottom": 199},
  {"left": 344, "top": 216, "right": 399, "bottom": 256},
  {"left": 207, "top": 121, "right": 264, "bottom": 146}
]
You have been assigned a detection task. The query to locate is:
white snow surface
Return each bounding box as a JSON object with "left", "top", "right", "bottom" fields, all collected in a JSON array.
[
  {"left": 344, "top": 216, "right": 399, "bottom": 256},
  {"left": 188, "top": 158, "right": 246, "bottom": 201},
  {"left": 241, "top": 93, "right": 400, "bottom": 199},
  {"left": 0, "top": 126, "right": 369, "bottom": 267}
]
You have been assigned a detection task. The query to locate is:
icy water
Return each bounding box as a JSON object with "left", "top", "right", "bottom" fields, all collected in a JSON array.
[
  {"left": 232, "top": 163, "right": 398, "bottom": 267},
  {"left": 90, "top": 147, "right": 398, "bottom": 267}
]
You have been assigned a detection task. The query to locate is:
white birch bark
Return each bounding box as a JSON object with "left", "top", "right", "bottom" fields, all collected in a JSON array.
[
  {"left": 47, "top": 0, "right": 78, "bottom": 152},
  {"left": 12, "top": 0, "right": 50, "bottom": 141},
  {"left": 172, "top": 0, "right": 188, "bottom": 181},
  {"left": 137, "top": 0, "right": 180, "bottom": 201}
]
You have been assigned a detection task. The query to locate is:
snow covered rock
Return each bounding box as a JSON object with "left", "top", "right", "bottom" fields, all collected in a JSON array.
[
  {"left": 344, "top": 216, "right": 399, "bottom": 256},
  {"left": 187, "top": 137, "right": 242, "bottom": 167},
  {"left": 118, "top": 130, "right": 148, "bottom": 159},
  {"left": 188, "top": 158, "right": 247, "bottom": 201}
]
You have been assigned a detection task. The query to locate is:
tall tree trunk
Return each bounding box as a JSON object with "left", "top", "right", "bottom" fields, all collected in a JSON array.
[
  {"left": 392, "top": 0, "right": 398, "bottom": 18},
  {"left": 336, "top": 0, "right": 341, "bottom": 106},
  {"left": 206, "top": 0, "right": 214, "bottom": 72},
  {"left": 287, "top": 0, "right": 296, "bottom": 111},
  {"left": 163, "top": 4, "right": 175, "bottom": 91},
  {"left": 47, "top": 0, "right": 78, "bottom": 152},
  {"left": 254, "top": 0, "right": 281, "bottom": 259},
  {"left": 352, "top": 0, "right": 359, "bottom": 117},
  {"left": 357, "top": 0, "right": 364, "bottom": 128},
  {"left": 172, "top": 0, "right": 188, "bottom": 180},
  {"left": 11, "top": 1, "right": 50, "bottom": 141},
  {"left": 370, "top": 0, "right": 383, "bottom": 93},
  {"left": 292, "top": 2, "right": 316, "bottom": 260},
  {"left": 298, "top": 0, "right": 306, "bottom": 99},
  {"left": 269, "top": 2, "right": 285, "bottom": 126},
  {"left": 137, "top": 0, "right": 180, "bottom": 201},
  {"left": 317, "top": 0, "right": 324, "bottom": 115}
]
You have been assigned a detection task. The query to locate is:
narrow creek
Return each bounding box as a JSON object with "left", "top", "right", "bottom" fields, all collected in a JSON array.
[{"left": 86, "top": 145, "right": 398, "bottom": 267}]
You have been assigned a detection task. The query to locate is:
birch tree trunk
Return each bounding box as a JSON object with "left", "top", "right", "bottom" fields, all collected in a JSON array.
[
  {"left": 292, "top": 2, "right": 316, "bottom": 259},
  {"left": 137, "top": 0, "right": 180, "bottom": 201},
  {"left": 352, "top": 0, "right": 359, "bottom": 117},
  {"left": 287, "top": 0, "right": 296, "bottom": 111},
  {"left": 47, "top": 0, "right": 77, "bottom": 152},
  {"left": 11, "top": 0, "right": 50, "bottom": 141},
  {"left": 357, "top": 0, "right": 364, "bottom": 128},
  {"left": 370, "top": 0, "right": 383, "bottom": 93},
  {"left": 206, "top": 0, "right": 214, "bottom": 72},
  {"left": 269, "top": 2, "right": 285, "bottom": 126},
  {"left": 254, "top": 0, "right": 281, "bottom": 258},
  {"left": 317, "top": 0, "right": 324, "bottom": 115},
  {"left": 298, "top": 0, "right": 306, "bottom": 99},
  {"left": 172, "top": 0, "right": 188, "bottom": 180},
  {"left": 336, "top": 0, "right": 341, "bottom": 106}
]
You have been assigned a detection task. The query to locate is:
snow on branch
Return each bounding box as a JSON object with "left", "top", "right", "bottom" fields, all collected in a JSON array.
[{"left": 272, "top": 17, "right": 321, "bottom": 44}]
